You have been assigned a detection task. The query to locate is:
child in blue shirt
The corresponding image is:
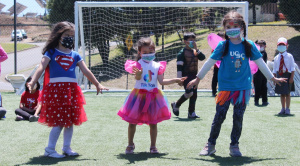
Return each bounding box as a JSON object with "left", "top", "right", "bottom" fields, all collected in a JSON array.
[{"left": 187, "top": 10, "right": 286, "bottom": 157}]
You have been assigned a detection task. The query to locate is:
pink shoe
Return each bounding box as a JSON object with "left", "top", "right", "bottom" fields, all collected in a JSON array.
[
  {"left": 150, "top": 146, "right": 159, "bottom": 154},
  {"left": 125, "top": 144, "right": 135, "bottom": 154}
]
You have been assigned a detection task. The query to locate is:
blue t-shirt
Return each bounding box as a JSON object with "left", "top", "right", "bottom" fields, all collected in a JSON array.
[
  {"left": 44, "top": 49, "right": 83, "bottom": 79},
  {"left": 210, "top": 39, "right": 262, "bottom": 91}
]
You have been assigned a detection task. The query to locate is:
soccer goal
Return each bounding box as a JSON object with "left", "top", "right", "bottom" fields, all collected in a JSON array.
[{"left": 74, "top": 1, "right": 249, "bottom": 91}]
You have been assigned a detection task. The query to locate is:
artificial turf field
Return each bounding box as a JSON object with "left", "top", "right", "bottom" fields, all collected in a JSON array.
[{"left": 0, "top": 92, "right": 299, "bottom": 166}]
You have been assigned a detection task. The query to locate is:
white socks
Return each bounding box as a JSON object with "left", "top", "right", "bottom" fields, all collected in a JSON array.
[{"left": 46, "top": 125, "right": 73, "bottom": 151}]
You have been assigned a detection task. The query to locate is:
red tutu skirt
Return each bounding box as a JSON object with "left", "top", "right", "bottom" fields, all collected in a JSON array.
[{"left": 38, "top": 82, "right": 87, "bottom": 127}]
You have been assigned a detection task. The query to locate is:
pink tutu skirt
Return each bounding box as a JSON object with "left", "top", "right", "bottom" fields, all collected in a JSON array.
[
  {"left": 38, "top": 82, "right": 87, "bottom": 127},
  {"left": 117, "top": 88, "right": 171, "bottom": 125}
]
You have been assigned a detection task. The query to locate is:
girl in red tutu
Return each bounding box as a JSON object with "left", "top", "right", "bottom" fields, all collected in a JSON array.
[
  {"left": 118, "top": 37, "right": 186, "bottom": 154},
  {"left": 29, "top": 21, "right": 108, "bottom": 158}
]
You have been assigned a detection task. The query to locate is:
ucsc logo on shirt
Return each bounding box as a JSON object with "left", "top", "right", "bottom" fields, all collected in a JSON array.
[{"left": 230, "top": 51, "right": 245, "bottom": 59}]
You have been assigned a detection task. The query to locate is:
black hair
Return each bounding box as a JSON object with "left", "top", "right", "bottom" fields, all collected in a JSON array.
[
  {"left": 42, "top": 21, "right": 75, "bottom": 55},
  {"left": 25, "top": 76, "right": 40, "bottom": 92},
  {"left": 255, "top": 40, "right": 266, "bottom": 45},
  {"left": 183, "top": 32, "right": 196, "bottom": 41},
  {"left": 222, "top": 11, "right": 252, "bottom": 58}
]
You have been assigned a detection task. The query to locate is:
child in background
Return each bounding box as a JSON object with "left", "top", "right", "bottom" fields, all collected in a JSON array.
[
  {"left": 171, "top": 32, "right": 205, "bottom": 118},
  {"left": 118, "top": 37, "right": 186, "bottom": 154},
  {"left": 28, "top": 21, "right": 108, "bottom": 158},
  {"left": 15, "top": 76, "right": 41, "bottom": 122},
  {"left": 0, "top": 44, "right": 8, "bottom": 119},
  {"left": 187, "top": 11, "right": 286, "bottom": 157},
  {"left": 273, "top": 37, "right": 295, "bottom": 115},
  {"left": 253, "top": 40, "right": 268, "bottom": 106}
]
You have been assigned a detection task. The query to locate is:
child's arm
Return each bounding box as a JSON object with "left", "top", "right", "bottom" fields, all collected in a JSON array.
[
  {"left": 132, "top": 66, "right": 142, "bottom": 80},
  {"left": 78, "top": 61, "right": 108, "bottom": 94},
  {"left": 28, "top": 57, "right": 50, "bottom": 90},
  {"left": 157, "top": 74, "right": 186, "bottom": 85},
  {"left": 187, "top": 58, "right": 216, "bottom": 89},
  {"left": 290, "top": 71, "right": 295, "bottom": 84},
  {"left": 19, "top": 103, "right": 35, "bottom": 113},
  {"left": 0, "top": 45, "right": 8, "bottom": 63},
  {"left": 34, "top": 104, "right": 41, "bottom": 116},
  {"left": 254, "top": 58, "right": 287, "bottom": 85}
]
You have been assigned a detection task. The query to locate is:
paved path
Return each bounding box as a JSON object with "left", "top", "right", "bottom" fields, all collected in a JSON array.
[{"left": 0, "top": 42, "right": 45, "bottom": 91}]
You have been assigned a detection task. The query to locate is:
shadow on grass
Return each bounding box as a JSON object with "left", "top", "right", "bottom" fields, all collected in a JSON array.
[
  {"left": 116, "top": 152, "right": 179, "bottom": 164},
  {"left": 173, "top": 117, "right": 201, "bottom": 122},
  {"left": 274, "top": 114, "right": 295, "bottom": 117},
  {"left": 191, "top": 155, "right": 285, "bottom": 166},
  {"left": 15, "top": 155, "right": 97, "bottom": 166}
]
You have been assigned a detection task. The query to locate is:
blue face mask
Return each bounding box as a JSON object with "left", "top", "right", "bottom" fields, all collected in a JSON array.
[
  {"left": 226, "top": 28, "right": 241, "bottom": 38},
  {"left": 277, "top": 45, "right": 287, "bottom": 53},
  {"left": 189, "top": 41, "right": 194, "bottom": 48},
  {"left": 141, "top": 53, "right": 155, "bottom": 63}
]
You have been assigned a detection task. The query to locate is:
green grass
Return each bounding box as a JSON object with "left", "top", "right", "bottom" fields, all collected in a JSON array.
[
  {"left": 1, "top": 92, "right": 300, "bottom": 166},
  {"left": 0, "top": 43, "right": 37, "bottom": 53}
]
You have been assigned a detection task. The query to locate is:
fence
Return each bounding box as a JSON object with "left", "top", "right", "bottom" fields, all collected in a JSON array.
[{"left": 0, "top": 0, "right": 300, "bottom": 93}]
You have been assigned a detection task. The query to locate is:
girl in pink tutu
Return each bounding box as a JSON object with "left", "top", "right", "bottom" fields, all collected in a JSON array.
[
  {"left": 118, "top": 37, "right": 186, "bottom": 154},
  {"left": 28, "top": 21, "right": 108, "bottom": 158}
]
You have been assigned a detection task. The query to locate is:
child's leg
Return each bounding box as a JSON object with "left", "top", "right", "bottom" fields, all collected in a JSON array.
[
  {"left": 231, "top": 103, "right": 246, "bottom": 145},
  {"left": 63, "top": 125, "right": 73, "bottom": 150},
  {"left": 149, "top": 124, "right": 157, "bottom": 147},
  {"left": 15, "top": 108, "right": 33, "bottom": 120},
  {"left": 208, "top": 101, "right": 230, "bottom": 145},
  {"left": 188, "top": 88, "right": 197, "bottom": 114},
  {"left": 47, "top": 126, "right": 63, "bottom": 150},
  {"left": 280, "top": 94, "right": 286, "bottom": 109},
  {"left": 286, "top": 94, "right": 291, "bottom": 109},
  {"left": 128, "top": 123, "right": 137, "bottom": 146}
]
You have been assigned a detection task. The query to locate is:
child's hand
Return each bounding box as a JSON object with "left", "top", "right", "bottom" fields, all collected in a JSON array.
[
  {"left": 272, "top": 77, "right": 287, "bottom": 86},
  {"left": 187, "top": 77, "right": 200, "bottom": 89},
  {"left": 289, "top": 78, "right": 294, "bottom": 84},
  {"left": 96, "top": 83, "right": 109, "bottom": 95},
  {"left": 27, "top": 81, "right": 35, "bottom": 92},
  {"left": 133, "top": 66, "right": 143, "bottom": 77},
  {"left": 176, "top": 76, "right": 187, "bottom": 84}
]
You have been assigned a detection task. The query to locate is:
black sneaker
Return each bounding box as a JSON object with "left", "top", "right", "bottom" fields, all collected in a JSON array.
[
  {"left": 262, "top": 102, "right": 269, "bottom": 106},
  {"left": 171, "top": 102, "right": 179, "bottom": 116},
  {"left": 188, "top": 112, "right": 200, "bottom": 118},
  {"left": 254, "top": 101, "right": 259, "bottom": 106}
]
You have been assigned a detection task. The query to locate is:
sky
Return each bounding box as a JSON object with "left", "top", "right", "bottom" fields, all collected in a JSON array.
[{"left": 0, "top": 0, "right": 45, "bottom": 17}]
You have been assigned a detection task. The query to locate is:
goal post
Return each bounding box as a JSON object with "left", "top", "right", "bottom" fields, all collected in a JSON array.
[{"left": 74, "top": 1, "right": 249, "bottom": 91}]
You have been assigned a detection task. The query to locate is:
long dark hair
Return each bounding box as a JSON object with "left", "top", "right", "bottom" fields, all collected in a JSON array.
[
  {"left": 136, "top": 37, "right": 155, "bottom": 61},
  {"left": 222, "top": 11, "right": 252, "bottom": 58},
  {"left": 25, "top": 76, "right": 40, "bottom": 92},
  {"left": 42, "top": 21, "right": 75, "bottom": 55}
]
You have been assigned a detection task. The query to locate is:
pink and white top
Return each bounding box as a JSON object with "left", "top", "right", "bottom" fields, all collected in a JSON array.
[
  {"left": 0, "top": 45, "right": 8, "bottom": 76},
  {"left": 125, "top": 59, "right": 166, "bottom": 91}
]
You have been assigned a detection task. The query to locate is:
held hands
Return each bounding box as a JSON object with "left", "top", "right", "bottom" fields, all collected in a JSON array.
[
  {"left": 176, "top": 77, "right": 187, "bottom": 85},
  {"left": 187, "top": 77, "right": 200, "bottom": 90},
  {"left": 96, "top": 83, "right": 109, "bottom": 95}
]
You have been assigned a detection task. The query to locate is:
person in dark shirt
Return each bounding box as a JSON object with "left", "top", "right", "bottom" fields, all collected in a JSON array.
[
  {"left": 171, "top": 32, "right": 206, "bottom": 118},
  {"left": 254, "top": 40, "right": 268, "bottom": 106}
]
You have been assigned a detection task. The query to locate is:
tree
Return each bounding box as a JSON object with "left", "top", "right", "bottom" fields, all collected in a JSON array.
[
  {"left": 279, "top": 0, "right": 300, "bottom": 31},
  {"left": 47, "top": 0, "right": 77, "bottom": 24}
]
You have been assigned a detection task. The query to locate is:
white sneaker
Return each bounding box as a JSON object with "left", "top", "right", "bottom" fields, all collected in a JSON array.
[
  {"left": 44, "top": 148, "right": 65, "bottom": 158},
  {"left": 188, "top": 112, "right": 200, "bottom": 119},
  {"left": 62, "top": 148, "right": 79, "bottom": 156}
]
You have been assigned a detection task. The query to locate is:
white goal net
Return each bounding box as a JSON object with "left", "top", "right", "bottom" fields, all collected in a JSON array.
[{"left": 75, "top": 1, "right": 249, "bottom": 91}]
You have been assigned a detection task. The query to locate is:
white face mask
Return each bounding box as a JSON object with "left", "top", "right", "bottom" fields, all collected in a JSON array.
[
  {"left": 277, "top": 45, "right": 287, "bottom": 53},
  {"left": 260, "top": 47, "right": 265, "bottom": 52},
  {"left": 141, "top": 53, "right": 155, "bottom": 63}
]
